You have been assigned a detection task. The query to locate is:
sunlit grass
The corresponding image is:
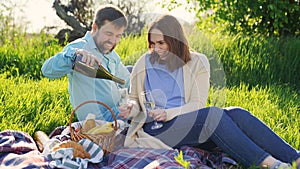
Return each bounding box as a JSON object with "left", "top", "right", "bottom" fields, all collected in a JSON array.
[
  {"left": 0, "top": 76, "right": 71, "bottom": 135},
  {"left": 115, "top": 33, "right": 148, "bottom": 66},
  {"left": 209, "top": 84, "right": 300, "bottom": 149}
]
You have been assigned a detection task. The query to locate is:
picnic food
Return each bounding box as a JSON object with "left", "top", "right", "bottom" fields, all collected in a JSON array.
[
  {"left": 34, "top": 130, "right": 50, "bottom": 152},
  {"left": 52, "top": 140, "right": 91, "bottom": 159},
  {"left": 86, "top": 122, "right": 114, "bottom": 134},
  {"left": 81, "top": 113, "right": 96, "bottom": 133},
  {"left": 69, "top": 100, "right": 117, "bottom": 156}
]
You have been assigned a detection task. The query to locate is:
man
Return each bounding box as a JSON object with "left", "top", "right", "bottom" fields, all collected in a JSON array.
[{"left": 42, "top": 5, "right": 130, "bottom": 121}]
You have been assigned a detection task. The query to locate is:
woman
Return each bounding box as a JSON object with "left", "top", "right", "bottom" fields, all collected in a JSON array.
[{"left": 119, "top": 15, "right": 300, "bottom": 169}]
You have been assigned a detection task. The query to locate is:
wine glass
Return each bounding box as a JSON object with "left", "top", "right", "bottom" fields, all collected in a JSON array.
[
  {"left": 119, "top": 88, "right": 129, "bottom": 107},
  {"left": 140, "top": 90, "right": 163, "bottom": 130},
  {"left": 118, "top": 88, "right": 130, "bottom": 128}
]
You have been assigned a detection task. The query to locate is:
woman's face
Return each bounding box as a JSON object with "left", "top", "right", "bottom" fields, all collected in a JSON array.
[{"left": 149, "top": 28, "right": 169, "bottom": 60}]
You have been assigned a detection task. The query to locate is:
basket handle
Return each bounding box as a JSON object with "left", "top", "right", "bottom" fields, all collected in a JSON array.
[{"left": 69, "top": 100, "right": 118, "bottom": 135}]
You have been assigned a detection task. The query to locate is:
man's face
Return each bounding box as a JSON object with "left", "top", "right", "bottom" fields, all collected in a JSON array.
[{"left": 92, "top": 21, "right": 125, "bottom": 54}]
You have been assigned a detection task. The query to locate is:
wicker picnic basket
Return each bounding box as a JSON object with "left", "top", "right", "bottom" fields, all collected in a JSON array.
[{"left": 69, "top": 100, "right": 118, "bottom": 156}]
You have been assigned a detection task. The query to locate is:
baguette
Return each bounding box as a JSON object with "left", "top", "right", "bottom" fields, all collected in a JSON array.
[{"left": 34, "top": 131, "right": 50, "bottom": 152}]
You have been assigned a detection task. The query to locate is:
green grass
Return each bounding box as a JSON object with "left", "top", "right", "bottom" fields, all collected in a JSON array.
[
  {"left": 209, "top": 84, "right": 300, "bottom": 149},
  {"left": 0, "top": 75, "right": 71, "bottom": 135},
  {"left": 115, "top": 33, "right": 148, "bottom": 66},
  {"left": 0, "top": 33, "right": 61, "bottom": 79}
]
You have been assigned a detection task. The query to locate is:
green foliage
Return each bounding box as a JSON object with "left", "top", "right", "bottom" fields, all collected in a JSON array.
[
  {"left": 187, "top": 29, "right": 226, "bottom": 89},
  {"left": 1, "top": 23, "right": 299, "bottom": 90},
  {"left": 187, "top": 29, "right": 300, "bottom": 90},
  {"left": 164, "top": 0, "right": 300, "bottom": 36},
  {"left": 210, "top": 33, "right": 300, "bottom": 89},
  {"left": 0, "top": 3, "right": 299, "bottom": 168},
  {"left": 174, "top": 150, "right": 190, "bottom": 169}
]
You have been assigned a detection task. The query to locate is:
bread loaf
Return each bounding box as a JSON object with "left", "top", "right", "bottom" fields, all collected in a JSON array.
[
  {"left": 52, "top": 140, "right": 91, "bottom": 159},
  {"left": 81, "top": 113, "right": 96, "bottom": 133}
]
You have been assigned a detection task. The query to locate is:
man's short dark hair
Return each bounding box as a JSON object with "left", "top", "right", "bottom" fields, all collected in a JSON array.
[{"left": 94, "top": 5, "right": 128, "bottom": 29}]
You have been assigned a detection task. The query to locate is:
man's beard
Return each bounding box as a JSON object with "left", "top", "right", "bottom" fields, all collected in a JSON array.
[{"left": 99, "top": 41, "right": 115, "bottom": 54}]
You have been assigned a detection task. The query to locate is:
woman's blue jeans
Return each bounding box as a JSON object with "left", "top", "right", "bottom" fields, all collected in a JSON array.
[{"left": 143, "top": 106, "right": 300, "bottom": 167}]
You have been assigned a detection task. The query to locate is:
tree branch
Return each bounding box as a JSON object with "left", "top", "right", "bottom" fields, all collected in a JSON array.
[{"left": 52, "top": 0, "right": 87, "bottom": 36}]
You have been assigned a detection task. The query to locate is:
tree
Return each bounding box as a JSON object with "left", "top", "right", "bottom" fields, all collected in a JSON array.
[
  {"left": 53, "top": 0, "right": 146, "bottom": 45},
  {"left": 165, "top": 0, "right": 300, "bottom": 37},
  {"left": 52, "top": 0, "right": 93, "bottom": 44}
]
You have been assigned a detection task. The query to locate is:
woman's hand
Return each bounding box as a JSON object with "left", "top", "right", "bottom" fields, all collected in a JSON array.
[
  {"left": 149, "top": 108, "right": 167, "bottom": 122},
  {"left": 118, "top": 103, "right": 133, "bottom": 120}
]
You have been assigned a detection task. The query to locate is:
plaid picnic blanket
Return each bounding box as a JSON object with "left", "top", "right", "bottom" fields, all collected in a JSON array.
[
  {"left": 0, "top": 130, "right": 104, "bottom": 169},
  {"left": 102, "top": 146, "right": 203, "bottom": 169},
  {"left": 99, "top": 146, "right": 238, "bottom": 169},
  {"left": 0, "top": 130, "right": 51, "bottom": 169},
  {"left": 49, "top": 126, "right": 238, "bottom": 168},
  {"left": 0, "top": 128, "right": 239, "bottom": 169}
]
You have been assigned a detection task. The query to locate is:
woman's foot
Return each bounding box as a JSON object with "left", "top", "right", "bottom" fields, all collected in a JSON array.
[
  {"left": 261, "top": 156, "right": 291, "bottom": 169},
  {"left": 269, "top": 160, "right": 291, "bottom": 169}
]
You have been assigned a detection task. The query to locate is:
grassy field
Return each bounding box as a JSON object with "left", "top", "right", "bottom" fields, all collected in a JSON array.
[{"left": 0, "top": 29, "right": 299, "bottom": 153}]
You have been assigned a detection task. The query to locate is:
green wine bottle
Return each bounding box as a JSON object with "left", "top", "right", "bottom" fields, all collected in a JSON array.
[{"left": 72, "top": 55, "right": 125, "bottom": 85}]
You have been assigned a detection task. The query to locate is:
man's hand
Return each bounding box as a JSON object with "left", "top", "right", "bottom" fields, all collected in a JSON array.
[{"left": 76, "top": 49, "right": 101, "bottom": 67}]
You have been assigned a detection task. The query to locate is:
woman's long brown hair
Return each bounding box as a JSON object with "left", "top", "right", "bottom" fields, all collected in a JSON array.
[{"left": 148, "top": 15, "right": 191, "bottom": 71}]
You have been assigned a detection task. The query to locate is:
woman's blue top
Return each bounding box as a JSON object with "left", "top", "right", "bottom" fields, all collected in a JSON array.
[{"left": 143, "top": 54, "right": 185, "bottom": 134}]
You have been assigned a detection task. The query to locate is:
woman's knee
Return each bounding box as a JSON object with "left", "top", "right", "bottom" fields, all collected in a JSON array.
[
  {"left": 224, "top": 106, "right": 252, "bottom": 119},
  {"left": 205, "top": 106, "right": 225, "bottom": 122},
  {"left": 208, "top": 106, "right": 225, "bottom": 115}
]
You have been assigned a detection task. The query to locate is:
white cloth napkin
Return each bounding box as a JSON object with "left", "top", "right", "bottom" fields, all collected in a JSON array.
[{"left": 45, "top": 138, "right": 103, "bottom": 169}]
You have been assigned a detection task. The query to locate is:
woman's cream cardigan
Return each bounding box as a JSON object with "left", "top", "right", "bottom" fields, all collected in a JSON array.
[{"left": 124, "top": 52, "right": 210, "bottom": 149}]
